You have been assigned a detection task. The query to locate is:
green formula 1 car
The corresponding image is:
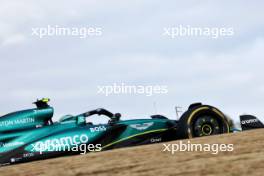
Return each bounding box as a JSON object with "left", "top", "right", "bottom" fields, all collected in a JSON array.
[{"left": 0, "top": 99, "right": 231, "bottom": 166}]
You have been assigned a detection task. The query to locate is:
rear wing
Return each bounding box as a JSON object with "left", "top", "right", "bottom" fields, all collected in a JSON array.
[{"left": 240, "top": 115, "right": 264, "bottom": 131}]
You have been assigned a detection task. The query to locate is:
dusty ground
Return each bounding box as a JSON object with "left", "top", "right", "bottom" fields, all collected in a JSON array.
[{"left": 0, "top": 129, "right": 264, "bottom": 176}]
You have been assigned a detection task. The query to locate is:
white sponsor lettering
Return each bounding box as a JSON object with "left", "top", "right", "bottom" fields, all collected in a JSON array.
[
  {"left": 31, "top": 134, "right": 89, "bottom": 154},
  {"left": 0, "top": 141, "right": 25, "bottom": 148},
  {"left": 150, "top": 138, "right": 162, "bottom": 143},
  {"left": 241, "top": 119, "right": 258, "bottom": 125},
  {"left": 90, "top": 126, "right": 107, "bottom": 133},
  {"left": 0, "top": 118, "right": 35, "bottom": 127}
]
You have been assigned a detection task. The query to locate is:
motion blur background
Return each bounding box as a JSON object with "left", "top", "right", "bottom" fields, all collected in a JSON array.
[{"left": 0, "top": 0, "right": 263, "bottom": 123}]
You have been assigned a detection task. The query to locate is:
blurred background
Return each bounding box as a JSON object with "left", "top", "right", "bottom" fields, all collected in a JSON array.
[{"left": 0, "top": 0, "right": 263, "bottom": 124}]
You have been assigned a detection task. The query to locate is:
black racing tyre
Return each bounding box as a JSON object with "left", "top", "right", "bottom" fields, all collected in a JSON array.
[{"left": 177, "top": 104, "right": 230, "bottom": 139}]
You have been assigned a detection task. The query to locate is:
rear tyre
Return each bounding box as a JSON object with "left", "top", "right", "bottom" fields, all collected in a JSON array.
[{"left": 178, "top": 104, "right": 230, "bottom": 139}]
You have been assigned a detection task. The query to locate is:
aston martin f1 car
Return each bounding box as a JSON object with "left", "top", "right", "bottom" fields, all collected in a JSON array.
[{"left": 0, "top": 99, "right": 232, "bottom": 166}]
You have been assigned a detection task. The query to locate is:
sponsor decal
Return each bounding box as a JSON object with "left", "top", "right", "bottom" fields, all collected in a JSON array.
[
  {"left": 150, "top": 137, "right": 162, "bottom": 143},
  {"left": 10, "top": 157, "right": 22, "bottom": 163},
  {"left": 31, "top": 134, "right": 89, "bottom": 153},
  {"left": 23, "top": 153, "right": 35, "bottom": 158},
  {"left": 30, "top": 134, "right": 102, "bottom": 155},
  {"left": 0, "top": 118, "right": 35, "bottom": 127},
  {"left": 0, "top": 141, "right": 25, "bottom": 148},
  {"left": 130, "top": 122, "right": 154, "bottom": 130},
  {"left": 241, "top": 119, "right": 259, "bottom": 125},
  {"left": 90, "top": 126, "right": 107, "bottom": 133}
]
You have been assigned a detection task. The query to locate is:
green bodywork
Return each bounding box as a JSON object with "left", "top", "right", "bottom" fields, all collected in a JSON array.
[
  {"left": 0, "top": 108, "right": 53, "bottom": 132},
  {"left": 0, "top": 100, "right": 174, "bottom": 161},
  {"left": 0, "top": 99, "right": 232, "bottom": 166},
  {"left": 0, "top": 118, "right": 170, "bottom": 153}
]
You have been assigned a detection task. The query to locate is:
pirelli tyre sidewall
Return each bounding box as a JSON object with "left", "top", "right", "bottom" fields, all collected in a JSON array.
[{"left": 178, "top": 105, "right": 230, "bottom": 139}]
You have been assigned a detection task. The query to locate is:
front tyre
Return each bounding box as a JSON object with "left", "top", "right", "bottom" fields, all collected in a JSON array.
[{"left": 178, "top": 104, "right": 230, "bottom": 139}]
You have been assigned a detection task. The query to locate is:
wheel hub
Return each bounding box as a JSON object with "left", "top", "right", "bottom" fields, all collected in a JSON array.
[
  {"left": 201, "top": 124, "right": 212, "bottom": 135},
  {"left": 193, "top": 115, "right": 221, "bottom": 137}
]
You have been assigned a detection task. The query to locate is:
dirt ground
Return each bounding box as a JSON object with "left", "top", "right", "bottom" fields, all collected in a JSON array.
[{"left": 0, "top": 129, "right": 264, "bottom": 176}]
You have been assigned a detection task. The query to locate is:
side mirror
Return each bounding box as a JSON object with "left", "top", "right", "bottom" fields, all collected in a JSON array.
[
  {"left": 114, "top": 113, "right": 121, "bottom": 121},
  {"left": 112, "top": 113, "right": 121, "bottom": 122},
  {"left": 108, "top": 113, "right": 121, "bottom": 125}
]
